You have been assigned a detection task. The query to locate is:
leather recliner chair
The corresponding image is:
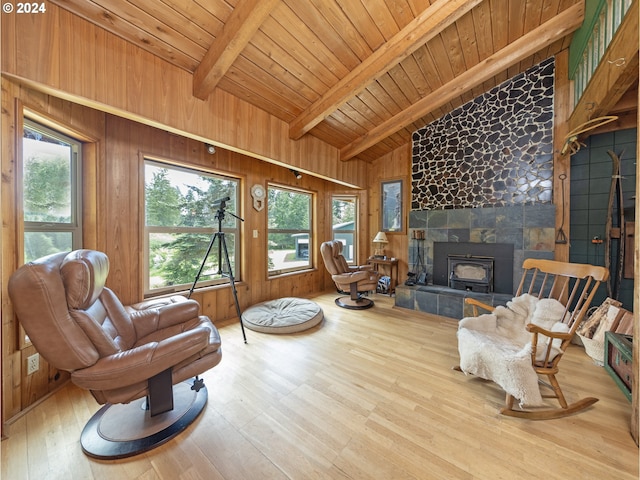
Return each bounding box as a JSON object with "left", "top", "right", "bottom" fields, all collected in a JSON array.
[
  {"left": 320, "top": 240, "right": 379, "bottom": 309},
  {"left": 8, "top": 249, "right": 222, "bottom": 458}
]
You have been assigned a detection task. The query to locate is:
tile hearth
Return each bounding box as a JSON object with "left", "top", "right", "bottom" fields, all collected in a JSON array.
[{"left": 395, "top": 284, "right": 512, "bottom": 320}]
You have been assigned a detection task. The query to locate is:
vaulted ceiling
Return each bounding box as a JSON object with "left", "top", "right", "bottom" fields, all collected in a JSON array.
[{"left": 49, "top": 0, "right": 585, "bottom": 162}]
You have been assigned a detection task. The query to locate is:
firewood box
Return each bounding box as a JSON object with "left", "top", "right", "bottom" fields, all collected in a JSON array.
[{"left": 604, "top": 332, "right": 633, "bottom": 402}]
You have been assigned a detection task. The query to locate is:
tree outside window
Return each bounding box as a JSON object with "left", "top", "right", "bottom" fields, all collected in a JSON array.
[
  {"left": 267, "top": 186, "right": 312, "bottom": 275},
  {"left": 22, "top": 120, "right": 82, "bottom": 262},
  {"left": 144, "top": 160, "right": 240, "bottom": 294}
]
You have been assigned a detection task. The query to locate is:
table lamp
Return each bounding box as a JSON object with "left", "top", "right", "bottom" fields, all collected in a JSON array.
[{"left": 373, "top": 231, "right": 388, "bottom": 258}]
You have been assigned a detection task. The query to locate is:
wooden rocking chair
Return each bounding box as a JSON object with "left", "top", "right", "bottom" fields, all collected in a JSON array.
[{"left": 457, "top": 258, "right": 609, "bottom": 420}]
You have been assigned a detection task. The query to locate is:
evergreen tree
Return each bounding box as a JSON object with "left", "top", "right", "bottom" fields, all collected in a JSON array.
[
  {"left": 23, "top": 152, "right": 70, "bottom": 222},
  {"left": 145, "top": 169, "right": 182, "bottom": 226},
  {"left": 146, "top": 170, "right": 237, "bottom": 288},
  {"left": 332, "top": 198, "right": 355, "bottom": 225},
  {"left": 268, "top": 188, "right": 310, "bottom": 249}
]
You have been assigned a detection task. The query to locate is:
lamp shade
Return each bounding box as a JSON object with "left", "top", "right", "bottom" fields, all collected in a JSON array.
[{"left": 373, "top": 231, "right": 388, "bottom": 243}]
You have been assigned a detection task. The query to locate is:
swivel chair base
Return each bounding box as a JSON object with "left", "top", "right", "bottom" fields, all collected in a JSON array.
[
  {"left": 335, "top": 296, "right": 374, "bottom": 309},
  {"left": 80, "top": 380, "right": 207, "bottom": 459},
  {"left": 335, "top": 283, "right": 374, "bottom": 310}
]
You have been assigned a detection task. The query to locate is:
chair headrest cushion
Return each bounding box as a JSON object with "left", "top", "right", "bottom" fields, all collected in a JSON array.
[{"left": 60, "top": 250, "right": 109, "bottom": 310}]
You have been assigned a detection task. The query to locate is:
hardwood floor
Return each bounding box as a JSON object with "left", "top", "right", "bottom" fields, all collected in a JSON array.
[{"left": 2, "top": 292, "right": 638, "bottom": 479}]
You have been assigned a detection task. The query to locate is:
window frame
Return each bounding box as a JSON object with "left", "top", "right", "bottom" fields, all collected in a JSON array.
[
  {"left": 331, "top": 195, "right": 358, "bottom": 265},
  {"left": 22, "top": 119, "right": 83, "bottom": 263},
  {"left": 267, "top": 183, "right": 314, "bottom": 277},
  {"left": 143, "top": 158, "right": 241, "bottom": 296}
]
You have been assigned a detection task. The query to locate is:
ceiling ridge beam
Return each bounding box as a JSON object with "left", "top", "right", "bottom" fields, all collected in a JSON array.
[
  {"left": 288, "top": 0, "right": 483, "bottom": 140},
  {"left": 193, "top": 0, "right": 280, "bottom": 100},
  {"left": 339, "top": 1, "right": 585, "bottom": 161}
]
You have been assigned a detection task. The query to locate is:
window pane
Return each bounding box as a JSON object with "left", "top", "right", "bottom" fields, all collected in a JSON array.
[
  {"left": 23, "top": 129, "right": 73, "bottom": 223},
  {"left": 332, "top": 196, "right": 357, "bottom": 263},
  {"left": 268, "top": 186, "right": 312, "bottom": 274},
  {"left": 22, "top": 120, "right": 82, "bottom": 263},
  {"left": 149, "top": 232, "right": 236, "bottom": 290},
  {"left": 334, "top": 234, "right": 355, "bottom": 262},
  {"left": 145, "top": 164, "right": 238, "bottom": 228},
  {"left": 268, "top": 189, "right": 310, "bottom": 230},
  {"left": 144, "top": 160, "right": 240, "bottom": 293},
  {"left": 268, "top": 233, "right": 310, "bottom": 271},
  {"left": 332, "top": 198, "right": 356, "bottom": 225},
  {"left": 24, "top": 231, "right": 72, "bottom": 262}
]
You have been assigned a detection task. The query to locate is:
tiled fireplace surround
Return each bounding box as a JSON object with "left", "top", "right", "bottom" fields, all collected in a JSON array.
[
  {"left": 395, "top": 205, "right": 556, "bottom": 318},
  {"left": 395, "top": 57, "right": 557, "bottom": 319}
]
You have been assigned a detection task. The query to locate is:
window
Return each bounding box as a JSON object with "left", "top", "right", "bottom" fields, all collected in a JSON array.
[
  {"left": 144, "top": 160, "right": 240, "bottom": 294},
  {"left": 22, "top": 120, "right": 82, "bottom": 262},
  {"left": 332, "top": 196, "right": 358, "bottom": 263},
  {"left": 268, "top": 185, "right": 312, "bottom": 275}
]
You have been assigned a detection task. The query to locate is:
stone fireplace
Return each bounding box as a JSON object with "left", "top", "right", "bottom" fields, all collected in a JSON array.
[
  {"left": 411, "top": 57, "right": 555, "bottom": 211},
  {"left": 396, "top": 57, "right": 558, "bottom": 319}
]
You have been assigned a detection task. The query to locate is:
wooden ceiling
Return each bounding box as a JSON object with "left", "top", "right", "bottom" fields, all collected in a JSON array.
[{"left": 49, "top": 0, "right": 585, "bottom": 162}]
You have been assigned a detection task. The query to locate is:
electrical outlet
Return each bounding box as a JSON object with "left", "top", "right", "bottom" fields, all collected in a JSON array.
[{"left": 27, "top": 353, "right": 39, "bottom": 375}]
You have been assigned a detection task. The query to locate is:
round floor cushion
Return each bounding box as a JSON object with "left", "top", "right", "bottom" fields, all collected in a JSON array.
[{"left": 242, "top": 297, "right": 323, "bottom": 334}]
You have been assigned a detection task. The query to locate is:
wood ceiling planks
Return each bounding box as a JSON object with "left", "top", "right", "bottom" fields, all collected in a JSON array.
[
  {"left": 48, "top": 0, "right": 584, "bottom": 162},
  {"left": 339, "top": 1, "right": 585, "bottom": 160},
  {"left": 288, "top": 0, "right": 483, "bottom": 140},
  {"left": 193, "top": 0, "right": 279, "bottom": 99}
]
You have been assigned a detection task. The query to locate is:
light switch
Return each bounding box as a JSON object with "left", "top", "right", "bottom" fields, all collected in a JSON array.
[{"left": 253, "top": 229, "right": 258, "bottom": 238}]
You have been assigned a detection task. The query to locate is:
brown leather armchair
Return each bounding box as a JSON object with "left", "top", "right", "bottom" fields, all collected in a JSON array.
[
  {"left": 320, "top": 240, "right": 379, "bottom": 309},
  {"left": 8, "top": 249, "right": 222, "bottom": 458}
]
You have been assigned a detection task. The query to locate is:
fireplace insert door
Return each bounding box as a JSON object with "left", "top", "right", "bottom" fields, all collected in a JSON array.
[
  {"left": 432, "top": 242, "right": 514, "bottom": 294},
  {"left": 448, "top": 255, "right": 494, "bottom": 293}
]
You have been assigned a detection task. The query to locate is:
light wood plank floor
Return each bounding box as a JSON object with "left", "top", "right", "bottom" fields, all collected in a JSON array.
[{"left": 2, "top": 292, "right": 638, "bottom": 479}]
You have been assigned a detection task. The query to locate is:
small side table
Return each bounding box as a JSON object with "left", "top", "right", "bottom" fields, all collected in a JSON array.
[{"left": 368, "top": 257, "right": 399, "bottom": 295}]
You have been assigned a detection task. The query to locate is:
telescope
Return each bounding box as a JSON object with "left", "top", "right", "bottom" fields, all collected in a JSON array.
[{"left": 212, "top": 196, "right": 230, "bottom": 207}]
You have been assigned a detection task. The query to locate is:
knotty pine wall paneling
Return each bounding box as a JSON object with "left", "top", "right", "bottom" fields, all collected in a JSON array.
[
  {"left": 101, "top": 113, "right": 339, "bottom": 309},
  {"left": 104, "top": 115, "right": 140, "bottom": 304},
  {"left": 367, "top": 143, "right": 412, "bottom": 286},
  {"left": 1, "top": 81, "right": 20, "bottom": 430}
]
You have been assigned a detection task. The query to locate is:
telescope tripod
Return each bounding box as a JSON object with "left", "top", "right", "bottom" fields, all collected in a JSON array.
[{"left": 188, "top": 200, "right": 247, "bottom": 343}]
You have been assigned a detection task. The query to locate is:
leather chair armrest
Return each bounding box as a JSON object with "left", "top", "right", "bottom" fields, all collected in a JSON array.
[
  {"left": 332, "top": 270, "right": 369, "bottom": 283},
  {"left": 349, "top": 264, "right": 373, "bottom": 272},
  {"left": 71, "top": 327, "right": 209, "bottom": 391},
  {"left": 131, "top": 300, "right": 201, "bottom": 339}
]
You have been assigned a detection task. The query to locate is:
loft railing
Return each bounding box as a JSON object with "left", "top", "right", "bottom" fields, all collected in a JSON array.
[{"left": 569, "top": 0, "right": 634, "bottom": 104}]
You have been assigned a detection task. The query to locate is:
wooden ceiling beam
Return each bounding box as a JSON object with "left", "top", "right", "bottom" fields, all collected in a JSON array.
[
  {"left": 288, "top": 0, "right": 483, "bottom": 140},
  {"left": 340, "top": 1, "right": 585, "bottom": 161},
  {"left": 193, "top": 0, "right": 280, "bottom": 100}
]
